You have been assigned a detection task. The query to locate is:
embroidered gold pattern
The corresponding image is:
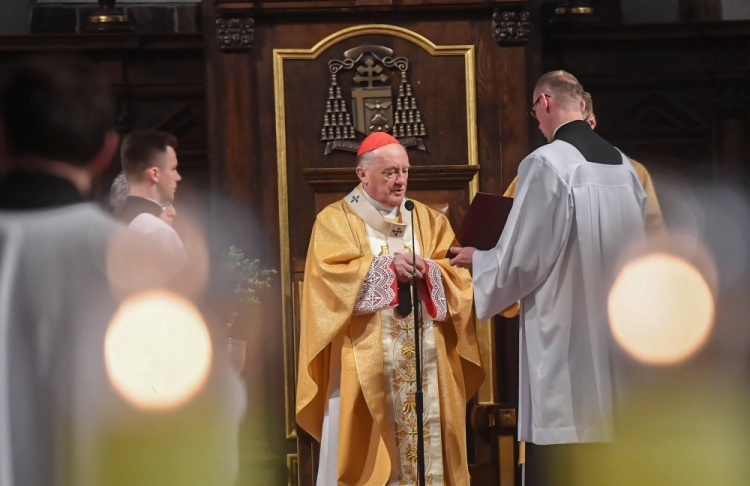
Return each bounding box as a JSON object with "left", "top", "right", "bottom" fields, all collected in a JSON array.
[{"left": 390, "top": 314, "right": 434, "bottom": 486}]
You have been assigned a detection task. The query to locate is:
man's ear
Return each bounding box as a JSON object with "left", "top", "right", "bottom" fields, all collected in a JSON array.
[
  {"left": 356, "top": 166, "right": 367, "bottom": 184},
  {"left": 146, "top": 166, "right": 159, "bottom": 183},
  {"left": 88, "top": 130, "right": 119, "bottom": 175}
]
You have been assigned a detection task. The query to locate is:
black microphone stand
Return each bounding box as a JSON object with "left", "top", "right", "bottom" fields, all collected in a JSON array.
[{"left": 405, "top": 200, "right": 426, "bottom": 486}]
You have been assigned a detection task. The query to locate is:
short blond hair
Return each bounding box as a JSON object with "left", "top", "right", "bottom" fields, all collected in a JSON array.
[
  {"left": 535, "top": 70, "right": 584, "bottom": 111},
  {"left": 582, "top": 91, "right": 593, "bottom": 118}
]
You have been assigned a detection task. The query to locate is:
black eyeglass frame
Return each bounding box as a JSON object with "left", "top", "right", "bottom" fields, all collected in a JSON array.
[{"left": 529, "top": 94, "right": 551, "bottom": 120}]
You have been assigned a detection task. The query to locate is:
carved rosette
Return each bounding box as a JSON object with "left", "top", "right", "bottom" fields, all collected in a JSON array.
[
  {"left": 492, "top": 9, "right": 531, "bottom": 46},
  {"left": 216, "top": 17, "right": 255, "bottom": 52}
]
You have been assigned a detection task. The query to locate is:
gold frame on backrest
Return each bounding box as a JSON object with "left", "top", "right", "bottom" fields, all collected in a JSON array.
[{"left": 274, "top": 24, "right": 494, "bottom": 441}]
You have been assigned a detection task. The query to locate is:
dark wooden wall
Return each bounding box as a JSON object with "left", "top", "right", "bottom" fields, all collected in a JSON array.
[
  {"left": 543, "top": 21, "right": 750, "bottom": 186},
  {"left": 0, "top": 34, "right": 207, "bottom": 210}
]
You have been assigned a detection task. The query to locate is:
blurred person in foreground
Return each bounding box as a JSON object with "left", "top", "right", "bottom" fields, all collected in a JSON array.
[
  {"left": 450, "top": 71, "right": 647, "bottom": 486},
  {"left": 0, "top": 57, "right": 243, "bottom": 486},
  {"left": 297, "top": 132, "right": 483, "bottom": 485},
  {"left": 0, "top": 56, "right": 120, "bottom": 486}
]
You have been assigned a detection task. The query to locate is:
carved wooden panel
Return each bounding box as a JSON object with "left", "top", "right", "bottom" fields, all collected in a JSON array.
[
  {"left": 544, "top": 22, "right": 750, "bottom": 183},
  {"left": 204, "top": 2, "right": 536, "bottom": 482}
]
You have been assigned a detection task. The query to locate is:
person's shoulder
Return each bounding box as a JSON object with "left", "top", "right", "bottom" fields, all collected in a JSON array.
[
  {"left": 627, "top": 157, "right": 649, "bottom": 178},
  {"left": 0, "top": 204, "right": 117, "bottom": 248},
  {"left": 129, "top": 211, "right": 163, "bottom": 225},
  {"left": 316, "top": 199, "right": 350, "bottom": 222},
  {"left": 409, "top": 199, "right": 446, "bottom": 218},
  {"left": 129, "top": 212, "right": 174, "bottom": 234},
  {"left": 520, "top": 143, "right": 574, "bottom": 181},
  {"left": 408, "top": 199, "right": 452, "bottom": 230},
  {"left": 533, "top": 140, "right": 585, "bottom": 167}
]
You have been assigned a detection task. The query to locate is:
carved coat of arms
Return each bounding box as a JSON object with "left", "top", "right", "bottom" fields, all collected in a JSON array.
[{"left": 321, "top": 45, "right": 428, "bottom": 155}]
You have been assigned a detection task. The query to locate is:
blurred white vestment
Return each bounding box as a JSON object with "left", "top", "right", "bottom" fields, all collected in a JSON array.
[
  {"left": 0, "top": 205, "right": 119, "bottom": 486},
  {"left": 128, "top": 212, "right": 187, "bottom": 275},
  {"left": 472, "top": 141, "right": 647, "bottom": 445},
  {"left": 0, "top": 204, "right": 244, "bottom": 486}
]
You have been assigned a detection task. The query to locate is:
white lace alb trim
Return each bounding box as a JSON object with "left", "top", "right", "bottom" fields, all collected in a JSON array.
[
  {"left": 354, "top": 255, "right": 396, "bottom": 315},
  {"left": 425, "top": 259, "right": 448, "bottom": 321}
]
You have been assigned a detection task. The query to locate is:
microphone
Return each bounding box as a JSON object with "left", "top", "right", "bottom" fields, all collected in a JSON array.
[
  {"left": 396, "top": 200, "right": 416, "bottom": 318},
  {"left": 403, "top": 200, "right": 426, "bottom": 486}
]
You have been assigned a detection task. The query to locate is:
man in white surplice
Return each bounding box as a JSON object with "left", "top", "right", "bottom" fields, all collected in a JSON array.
[{"left": 450, "top": 71, "right": 647, "bottom": 485}]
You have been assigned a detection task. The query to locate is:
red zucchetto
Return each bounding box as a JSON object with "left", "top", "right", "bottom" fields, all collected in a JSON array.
[{"left": 357, "top": 132, "right": 401, "bottom": 156}]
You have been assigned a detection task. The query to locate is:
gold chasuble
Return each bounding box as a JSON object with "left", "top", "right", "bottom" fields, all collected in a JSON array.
[{"left": 296, "top": 185, "right": 483, "bottom": 486}]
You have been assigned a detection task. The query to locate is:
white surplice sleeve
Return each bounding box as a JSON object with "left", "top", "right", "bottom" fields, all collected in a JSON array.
[{"left": 472, "top": 155, "right": 573, "bottom": 320}]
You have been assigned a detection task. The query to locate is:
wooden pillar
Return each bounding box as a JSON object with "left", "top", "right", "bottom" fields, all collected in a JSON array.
[
  {"left": 202, "top": 5, "right": 282, "bottom": 484},
  {"left": 202, "top": 6, "right": 259, "bottom": 211}
]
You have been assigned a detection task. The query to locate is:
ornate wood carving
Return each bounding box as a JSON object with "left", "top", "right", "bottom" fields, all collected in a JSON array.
[
  {"left": 216, "top": 17, "right": 255, "bottom": 52},
  {"left": 492, "top": 9, "right": 531, "bottom": 46},
  {"left": 301, "top": 165, "right": 480, "bottom": 193}
]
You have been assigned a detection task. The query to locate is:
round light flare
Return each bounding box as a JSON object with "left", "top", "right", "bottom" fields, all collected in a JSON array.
[
  {"left": 608, "top": 253, "right": 714, "bottom": 365},
  {"left": 105, "top": 291, "right": 212, "bottom": 410}
]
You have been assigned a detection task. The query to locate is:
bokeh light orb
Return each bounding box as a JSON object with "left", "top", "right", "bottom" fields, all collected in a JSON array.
[
  {"left": 105, "top": 291, "right": 212, "bottom": 410},
  {"left": 608, "top": 252, "right": 714, "bottom": 365}
]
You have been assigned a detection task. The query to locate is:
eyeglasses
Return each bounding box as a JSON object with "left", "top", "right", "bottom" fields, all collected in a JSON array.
[{"left": 529, "top": 94, "right": 550, "bottom": 120}]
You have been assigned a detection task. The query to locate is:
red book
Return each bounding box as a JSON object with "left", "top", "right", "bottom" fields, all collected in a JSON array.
[{"left": 455, "top": 192, "right": 514, "bottom": 251}]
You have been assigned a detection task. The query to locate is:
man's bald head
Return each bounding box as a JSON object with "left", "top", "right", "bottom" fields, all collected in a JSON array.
[
  {"left": 535, "top": 71, "right": 584, "bottom": 111},
  {"left": 532, "top": 71, "right": 587, "bottom": 142}
]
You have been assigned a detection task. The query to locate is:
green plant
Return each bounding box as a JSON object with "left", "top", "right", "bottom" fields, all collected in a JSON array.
[{"left": 222, "top": 245, "right": 277, "bottom": 329}]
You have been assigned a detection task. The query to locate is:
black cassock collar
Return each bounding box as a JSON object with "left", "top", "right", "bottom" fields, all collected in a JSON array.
[
  {"left": 553, "top": 120, "right": 623, "bottom": 166},
  {"left": 0, "top": 170, "right": 85, "bottom": 210},
  {"left": 117, "top": 196, "right": 163, "bottom": 224}
]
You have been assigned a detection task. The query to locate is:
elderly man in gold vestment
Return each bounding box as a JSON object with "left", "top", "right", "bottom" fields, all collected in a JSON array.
[{"left": 296, "top": 132, "right": 484, "bottom": 486}]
